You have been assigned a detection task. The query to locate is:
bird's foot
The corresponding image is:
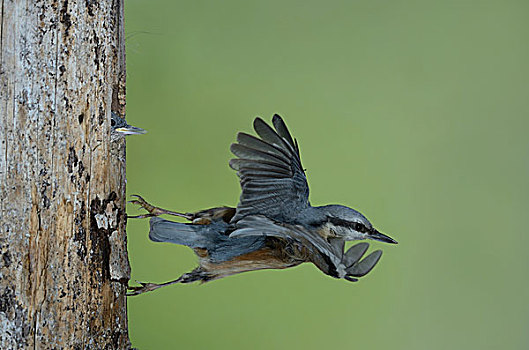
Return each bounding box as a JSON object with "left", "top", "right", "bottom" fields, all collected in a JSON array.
[
  {"left": 127, "top": 195, "right": 159, "bottom": 218},
  {"left": 127, "top": 277, "right": 184, "bottom": 296},
  {"left": 127, "top": 195, "right": 192, "bottom": 220},
  {"left": 126, "top": 281, "right": 162, "bottom": 296}
]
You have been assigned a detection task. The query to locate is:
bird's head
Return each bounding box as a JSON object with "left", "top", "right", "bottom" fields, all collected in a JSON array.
[
  {"left": 316, "top": 205, "right": 397, "bottom": 244},
  {"left": 111, "top": 112, "right": 147, "bottom": 138}
]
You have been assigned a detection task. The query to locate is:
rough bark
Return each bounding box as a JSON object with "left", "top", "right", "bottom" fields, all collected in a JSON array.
[{"left": 0, "top": 0, "right": 130, "bottom": 348}]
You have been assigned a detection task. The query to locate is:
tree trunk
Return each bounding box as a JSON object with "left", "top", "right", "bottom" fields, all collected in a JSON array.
[{"left": 0, "top": 1, "right": 130, "bottom": 348}]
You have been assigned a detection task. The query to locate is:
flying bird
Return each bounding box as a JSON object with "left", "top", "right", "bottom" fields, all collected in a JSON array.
[{"left": 128, "top": 115, "right": 397, "bottom": 295}]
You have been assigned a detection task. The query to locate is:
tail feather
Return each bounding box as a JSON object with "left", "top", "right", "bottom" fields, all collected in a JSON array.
[
  {"left": 148, "top": 217, "right": 268, "bottom": 264},
  {"left": 149, "top": 217, "right": 211, "bottom": 247}
]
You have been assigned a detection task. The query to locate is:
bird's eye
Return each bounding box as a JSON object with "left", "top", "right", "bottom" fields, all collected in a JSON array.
[
  {"left": 353, "top": 223, "right": 366, "bottom": 233},
  {"left": 111, "top": 119, "right": 116, "bottom": 127}
]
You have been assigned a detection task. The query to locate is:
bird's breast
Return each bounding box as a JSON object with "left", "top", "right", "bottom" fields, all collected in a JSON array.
[{"left": 199, "top": 245, "right": 301, "bottom": 278}]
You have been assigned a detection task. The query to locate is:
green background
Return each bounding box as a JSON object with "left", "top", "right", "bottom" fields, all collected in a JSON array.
[{"left": 124, "top": 1, "right": 529, "bottom": 349}]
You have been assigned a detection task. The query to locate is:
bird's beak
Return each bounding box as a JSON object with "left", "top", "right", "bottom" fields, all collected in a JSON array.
[
  {"left": 369, "top": 229, "right": 398, "bottom": 244},
  {"left": 115, "top": 125, "right": 147, "bottom": 135}
]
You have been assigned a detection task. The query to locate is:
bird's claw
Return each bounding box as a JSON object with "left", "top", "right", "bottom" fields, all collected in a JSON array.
[
  {"left": 127, "top": 281, "right": 160, "bottom": 296},
  {"left": 127, "top": 195, "right": 162, "bottom": 219},
  {"left": 126, "top": 214, "right": 154, "bottom": 219},
  {"left": 128, "top": 194, "right": 153, "bottom": 210},
  {"left": 127, "top": 194, "right": 189, "bottom": 220}
]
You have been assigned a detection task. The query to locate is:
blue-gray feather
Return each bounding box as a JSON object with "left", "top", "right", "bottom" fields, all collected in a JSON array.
[
  {"left": 149, "top": 217, "right": 267, "bottom": 263},
  {"left": 230, "top": 115, "right": 309, "bottom": 223},
  {"left": 230, "top": 215, "right": 344, "bottom": 275}
]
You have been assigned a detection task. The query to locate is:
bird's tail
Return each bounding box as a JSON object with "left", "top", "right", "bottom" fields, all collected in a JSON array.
[
  {"left": 149, "top": 217, "right": 210, "bottom": 248},
  {"left": 149, "top": 217, "right": 268, "bottom": 264}
]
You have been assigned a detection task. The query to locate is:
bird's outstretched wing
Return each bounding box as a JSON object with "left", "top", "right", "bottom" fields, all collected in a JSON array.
[
  {"left": 230, "top": 216, "right": 383, "bottom": 280},
  {"left": 230, "top": 115, "right": 309, "bottom": 223}
]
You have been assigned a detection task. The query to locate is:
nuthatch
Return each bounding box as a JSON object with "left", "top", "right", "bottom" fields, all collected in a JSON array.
[
  {"left": 111, "top": 111, "right": 146, "bottom": 141},
  {"left": 128, "top": 115, "right": 397, "bottom": 295}
]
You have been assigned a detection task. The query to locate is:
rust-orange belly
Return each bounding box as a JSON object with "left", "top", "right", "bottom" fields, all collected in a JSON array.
[{"left": 195, "top": 246, "right": 302, "bottom": 280}]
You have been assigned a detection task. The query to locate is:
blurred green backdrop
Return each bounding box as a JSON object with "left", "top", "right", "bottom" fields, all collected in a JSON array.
[{"left": 124, "top": 1, "right": 529, "bottom": 349}]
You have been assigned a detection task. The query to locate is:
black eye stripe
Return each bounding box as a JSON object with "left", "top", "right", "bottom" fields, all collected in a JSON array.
[
  {"left": 327, "top": 216, "right": 350, "bottom": 227},
  {"left": 328, "top": 217, "right": 367, "bottom": 233}
]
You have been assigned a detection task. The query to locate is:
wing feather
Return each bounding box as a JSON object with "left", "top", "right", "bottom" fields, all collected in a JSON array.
[
  {"left": 230, "top": 144, "right": 286, "bottom": 167},
  {"left": 237, "top": 133, "right": 292, "bottom": 164},
  {"left": 229, "top": 159, "right": 291, "bottom": 175},
  {"left": 272, "top": 114, "right": 300, "bottom": 157},
  {"left": 230, "top": 115, "right": 309, "bottom": 222},
  {"left": 230, "top": 216, "right": 343, "bottom": 276},
  {"left": 230, "top": 216, "right": 384, "bottom": 280}
]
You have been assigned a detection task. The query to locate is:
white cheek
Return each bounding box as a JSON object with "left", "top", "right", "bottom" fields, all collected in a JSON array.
[
  {"left": 333, "top": 225, "right": 349, "bottom": 236},
  {"left": 339, "top": 226, "right": 365, "bottom": 240},
  {"left": 346, "top": 230, "right": 366, "bottom": 241}
]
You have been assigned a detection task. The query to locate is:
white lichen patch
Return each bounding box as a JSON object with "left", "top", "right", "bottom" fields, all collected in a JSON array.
[
  {"left": 109, "top": 230, "right": 130, "bottom": 280},
  {"left": 94, "top": 214, "right": 108, "bottom": 229}
]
